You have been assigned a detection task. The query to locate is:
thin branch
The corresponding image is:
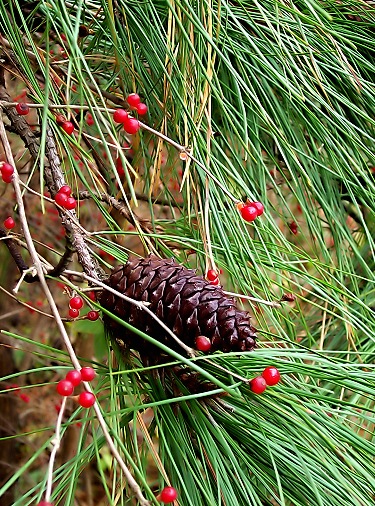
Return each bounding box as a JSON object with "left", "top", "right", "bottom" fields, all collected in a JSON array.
[
  {"left": 44, "top": 397, "right": 67, "bottom": 503},
  {"left": 0, "top": 113, "right": 151, "bottom": 506}
]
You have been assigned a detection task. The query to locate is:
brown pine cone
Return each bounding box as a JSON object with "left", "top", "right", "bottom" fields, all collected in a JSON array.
[{"left": 99, "top": 255, "right": 257, "bottom": 358}]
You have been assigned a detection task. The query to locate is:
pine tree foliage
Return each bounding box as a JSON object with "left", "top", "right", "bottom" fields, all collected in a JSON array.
[{"left": 0, "top": 0, "right": 375, "bottom": 505}]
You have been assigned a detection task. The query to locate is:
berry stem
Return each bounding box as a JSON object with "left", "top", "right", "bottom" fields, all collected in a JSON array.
[{"left": 223, "top": 290, "right": 281, "bottom": 308}]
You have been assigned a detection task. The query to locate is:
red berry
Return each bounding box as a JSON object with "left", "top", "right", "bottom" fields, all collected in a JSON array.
[
  {"left": 78, "top": 391, "right": 95, "bottom": 408},
  {"left": 80, "top": 366, "right": 96, "bottom": 381},
  {"left": 2, "top": 173, "right": 13, "bottom": 183},
  {"left": 195, "top": 336, "right": 211, "bottom": 352},
  {"left": 126, "top": 93, "right": 141, "bottom": 108},
  {"left": 58, "top": 184, "right": 72, "bottom": 195},
  {"left": 69, "top": 296, "right": 83, "bottom": 310},
  {"left": 206, "top": 269, "right": 218, "bottom": 281},
  {"left": 116, "top": 157, "right": 125, "bottom": 177},
  {"left": 55, "top": 192, "right": 68, "bottom": 207},
  {"left": 159, "top": 486, "right": 178, "bottom": 503},
  {"left": 249, "top": 376, "right": 267, "bottom": 394},
  {"left": 55, "top": 114, "right": 66, "bottom": 126},
  {"left": 136, "top": 102, "right": 148, "bottom": 115},
  {"left": 262, "top": 366, "right": 281, "bottom": 386},
  {"left": 15, "top": 102, "right": 30, "bottom": 115},
  {"left": 56, "top": 379, "right": 74, "bottom": 396},
  {"left": 37, "top": 502, "right": 54, "bottom": 506},
  {"left": 66, "top": 369, "right": 82, "bottom": 386},
  {"left": 68, "top": 307, "right": 80, "bottom": 318},
  {"left": 65, "top": 196, "right": 77, "bottom": 210},
  {"left": 62, "top": 121, "right": 74, "bottom": 135},
  {"left": 113, "top": 109, "right": 129, "bottom": 123},
  {"left": 123, "top": 117, "right": 140, "bottom": 135},
  {"left": 252, "top": 201, "right": 264, "bottom": 217},
  {"left": 209, "top": 277, "right": 220, "bottom": 286},
  {"left": 1, "top": 162, "right": 14, "bottom": 178},
  {"left": 86, "top": 113, "right": 94, "bottom": 126},
  {"left": 87, "top": 310, "right": 100, "bottom": 321},
  {"left": 289, "top": 221, "right": 298, "bottom": 235},
  {"left": 4, "top": 217, "right": 15, "bottom": 229},
  {"left": 240, "top": 205, "right": 258, "bottom": 222}
]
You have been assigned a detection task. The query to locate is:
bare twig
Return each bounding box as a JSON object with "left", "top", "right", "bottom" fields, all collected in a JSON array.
[{"left": 223, "top": 290, "right": 281, "bottom": 308}]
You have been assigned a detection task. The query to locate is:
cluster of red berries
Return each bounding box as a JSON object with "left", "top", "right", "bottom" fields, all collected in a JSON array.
[
  {"left": 250, "top": 366, "right": 281, "bottom": 394},
  {"left": 237, "top": 200, "right": 264, "bottom": 222},
  {"left": 1, "top": 162, "right": 14, "bottom": 183},
  {"left": 54, "top": 185, "right": 77, "bottom": 210},
  {"left": 206, "top": 269, "right": 220, "bottom": 286},
  {"left": 68, "top": 295, "right": 84, "bottom": 319},
  {"left": 56, "top": 366, "right": 96, "bottom": 408},
  {"left": 68, "top": 295, "right": 99, "bottom": 321},
  {"left": 113, "top": 93, "right": 148, "bottom": 134},
  {"left": 3, "top": 216, "right": 15, "bottom": 229}
]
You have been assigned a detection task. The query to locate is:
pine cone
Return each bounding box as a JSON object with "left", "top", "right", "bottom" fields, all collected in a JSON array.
[{"left": 99, "top": 255, "right": 257, "bottom": 357}]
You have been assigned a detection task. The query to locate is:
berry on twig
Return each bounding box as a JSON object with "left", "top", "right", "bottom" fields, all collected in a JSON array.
[
  {"left": 80, "top": 366, "right": 96, "bottom": 381},
  {"left": 249, "top": 376, "right": 267, "bottom": 394}
]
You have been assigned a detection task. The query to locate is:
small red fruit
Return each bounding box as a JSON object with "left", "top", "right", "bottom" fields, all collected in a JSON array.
[
  {"left": 55, "top": 114, "right": 66, "bottom": 126},
  {"left": 206, "top": 269, "right": 218, "bottom": 281},
  {"left": 87, "top": 310, "right": 100, "bottom": 321},
  {"left": 19, "top": 393, "right": 30, "bottom": 403},
  {"left": 116, "top": 157, "right": 125, "bottom": 177},
  {"left": 80, "top": 366, "right": 96, "bottom": 381},
  {"left": 289, "top": 221, "right": 298, "bottom": 235},
  {"left": 123, "top": 117, "right": 140, "bottom": 134},
  {"left": 240, "top": 205, "right": 258, "bottom": 222},
  {"left": 195, "top": 336, "right": 211, "bottom": 352},
  {"left": 86, "top": 113, "right": 94, "bottom": 126},
  {"left": 136, "top": 102, "right": 148, "bottom": 115},
  {"left": 2, "top": 173, "right": 13, "bottom": 183},
  {"left": 68, "top": 308, "right": 80, "bottom": 318},
  {"left": 159, "top": 486, "right": 178, "bottom": 503},
  {"left": 209, "top": 277, "right": 220, "bottom": 286},
  {"left": 37, "top": 502, "right": 54, "bottom": 506},
  {"left": 78, "top": 391, "right": 95, "bottom": 408},
  {"left": 69, "top": 296, "right": 83, "bottom": 310},
  {"left": 55, "top": 192, "right": 68, "bottom": 207},
  {"left": 66, "top": 369, "right": 82, "bottom": 386},
  {"left": 126, "top": 93, "right": 141, "bottom": 108},
  {"left": 252, "top": 201, "right": 264, "bottom": 217},
  {"left": 1, "top": 163, "right": 14, "bottom": 178},
  {"left": 65, "top": 196, "right": 77, "bottom": 210},
  {"left": 262, "top": 366, "right": 281, "bottom": 386},
  {"left": 113, "top": 109, "right": 129, "bottom": 123},
  {"left": 58, "top": 185, "right": 72, "bottom": 195},
  {"left": 15, "top": 102, "right": 30, "bottom": 115},
  {"left": 4, "top": 217, "right": 15, "bottom": 229},
  {"left": 56, "top": 379, "right": 74, "bottom": 396},
  {"left": 62, "top": 121, "right": 74, "bottom": 135},
  {"left": 250, "top": 376, "right": 267, "bottom": 394}
]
